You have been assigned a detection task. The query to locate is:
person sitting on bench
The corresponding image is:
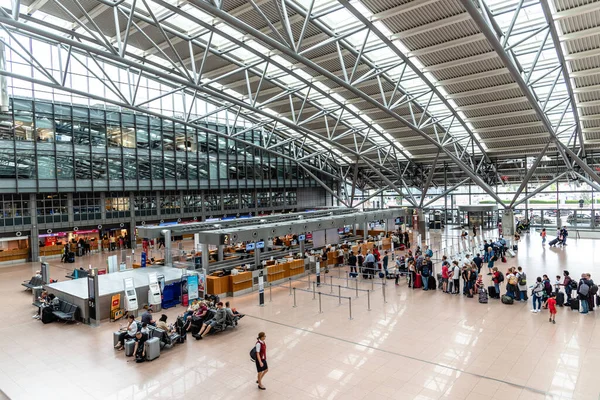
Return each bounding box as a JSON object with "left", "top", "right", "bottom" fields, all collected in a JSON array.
[
  {"left": 32, "top": 290, "right": 49, "bottom": 319},
  {"left": 141, "top": 307, "right": 156, "bottom": 327},
  {"left": 188, "top": 301, "right": 208, "bottom": 331},
  {"left": 196, "top": 302, "right": 226, "bottom": 339},
  {"left": 156, "top": 314, "right": 174, "bottom": 334},
  {"left": 132, "top": 330, "right": 148, "bottom": 360},
  {"left": 115, "top": 315, "right": 138, "bottom": 350}
]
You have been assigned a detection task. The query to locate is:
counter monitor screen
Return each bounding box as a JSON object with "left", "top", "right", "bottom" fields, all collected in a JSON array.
[
  {"left": 298, "top": 234, "right": 306, "bottom": 242},
  {"left": 344, "top": 227, "right": 350, "bottom": 233},
  {"left": 126, "top": 289, "right": 135, "bottom": 297},
  {"left": 256, "top": 241, "right": 265, "bottom": 249},
  {"left": 246, "top": 243, "right": 255, "bottom": 251}
]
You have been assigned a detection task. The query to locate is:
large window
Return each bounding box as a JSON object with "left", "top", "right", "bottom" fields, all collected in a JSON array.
[
  {"left": 0, "top": 194, "right": 30, "bottom": 226},
  {"left": 73, "top": 193, "right": 101, "bottom": 221},
  {"left": 36, "top": 194, "right": 68, "bottom": 224}
]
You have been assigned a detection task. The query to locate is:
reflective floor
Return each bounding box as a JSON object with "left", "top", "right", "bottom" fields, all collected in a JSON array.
[{"left": 1, "top": 229, "right": 598, "bottom": 400}]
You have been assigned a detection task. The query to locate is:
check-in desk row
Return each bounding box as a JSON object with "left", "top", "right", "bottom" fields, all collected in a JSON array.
[{"left": 206, "top": 258, "right": 306, "bottom": 297}]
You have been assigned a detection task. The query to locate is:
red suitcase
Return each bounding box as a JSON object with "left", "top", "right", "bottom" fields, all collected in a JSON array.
[{"left": 413, "top": 273, "right": 422, "bottom": 289}]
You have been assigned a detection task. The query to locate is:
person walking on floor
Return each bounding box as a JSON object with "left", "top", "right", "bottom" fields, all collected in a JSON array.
[
  {"left": 546, "top": 293, "right": 557, "bottom": 324},
  {"left": 541, "top": 228, "right": 547, "bottom": 245},
  {"left": 472, "top": 224, "right": 477, "bottom": 237},
  {"left": 255, "top": 332, "right": 268, "bottom": 390}
]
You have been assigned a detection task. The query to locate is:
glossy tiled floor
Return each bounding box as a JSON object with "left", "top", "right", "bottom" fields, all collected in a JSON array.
[{"left": 1, "top": 229, "right": 598, "bottom": 400}]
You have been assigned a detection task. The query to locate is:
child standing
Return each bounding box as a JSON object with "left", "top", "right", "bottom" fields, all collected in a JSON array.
[
  {"left": 554, "top": 275, "right": 561, "bottom": 294},
  {"left": 546, "top": 293, "right": 557, "bottom": 324},
  {"left": 541, "top": 228, "right": 547, "bottom": 244}
]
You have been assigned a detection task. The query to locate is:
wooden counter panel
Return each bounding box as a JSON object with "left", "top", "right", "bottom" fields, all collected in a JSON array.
[
  {"left": 230, "top": 271, "right": 253, "bottom": 293},
  {"left": 0, "top": 248, "right": 29, "bottom": 261},
  {"left": 206, "top": 275, "right": 231, "bottom": 295}
]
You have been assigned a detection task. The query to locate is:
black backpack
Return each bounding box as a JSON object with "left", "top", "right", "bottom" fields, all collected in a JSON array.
[{"left": 498, "top": 272, "right": 504, "bottom": 283}]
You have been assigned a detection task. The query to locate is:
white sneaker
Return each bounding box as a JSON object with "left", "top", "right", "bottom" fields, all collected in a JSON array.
[
  {"left": 530, "top": 309, "right": 536, "bottom": 312},
  {"left": 32, "top": 314, "right": 37, "bottom": 318},
  {"left": 536, "top": 310, "right": 541, "bottom": 313}
]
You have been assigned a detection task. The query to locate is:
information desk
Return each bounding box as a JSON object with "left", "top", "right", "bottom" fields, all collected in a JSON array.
[
  {"left": 40, "top": 244, "right": 64, "bottom": 257},
  {"left": 44, "top": 266, "right": 183, "bottom": 322}
]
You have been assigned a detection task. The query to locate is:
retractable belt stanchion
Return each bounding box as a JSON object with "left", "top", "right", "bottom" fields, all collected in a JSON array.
[
  {"left": 330, "top": 277, "right": 334, "bottom": 293},
  {"left": 312, "top": 281, "right": 316, "bottom": 300},
  {"left": 289, "top": 278, "right": 292, "bottom": 295},
  {"left": 382, "top": 281, "right": 387, "bottom": 304},
  {"left": 307, "top": 273, "right": 311, "bottom": 289},
  {"left": 367, "top": 290, "right": 371, "bottom": 311},
  {"left": 338, "top": 285, "right": 342, "bottom": 305},
  {"left": 318, "top": 292, "right": 322, "bottom": 314},
  {"left": 269, "top": 282, "right": 272, "bottom": 303},
  {"left": 293, "top": 287, "right": 297, "bottom": 308},
  {"left": 355, "top": 279, "right": 359, "bottom": 298},
  {"left": 348, "top": 297, "right": 353, "bottom": 320}
]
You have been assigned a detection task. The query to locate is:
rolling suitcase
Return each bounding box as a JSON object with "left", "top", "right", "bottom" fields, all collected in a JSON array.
[
  {"left": 67, "top": 252, "right": 75, "bottom": 263},
  {"left": 569, "top": 298, "right": 579, "bottom": 310},
  {"left": 488, "top": 286, "right": 498, "bottom": 299},
  {"left": 113, "top": 331, "right": 122, "bottom": 347},
  {"left": 501, "top": 256, "right": 507, "bottom": 263},
  {"left": 437, "top": 273, "right": 443, "bottom": 290},
  {"left": 479, "top": 288, "right": 488, "bottom": 304},
  {"left": 413, "top": 274, "right": 422, "bottom": 289},
  {"left": 549, "top": 238, "right": 559, "bottom": 247},
  {"left": 556, "top": 292, "right": 565, "bottom": 307},
  {"left": 428, "top": 276, "right": 436, "bottom": 290},
  {"left": 125, "top": 339, "right": 136, "bottom": 356},
  {"left": 507, "top": 249, "right": 515, "bottom": 257},
  {"left": 145, "top": 337, "right": 160, "bottom": 361}
]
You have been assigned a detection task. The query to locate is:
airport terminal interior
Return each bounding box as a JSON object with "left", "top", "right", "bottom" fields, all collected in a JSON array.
[{"left": 1, "top": 0, "right": 600, "bottom": 399}]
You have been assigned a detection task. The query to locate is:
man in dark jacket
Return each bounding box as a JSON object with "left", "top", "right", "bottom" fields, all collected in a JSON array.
[
  {"left": 348, "top": 252, "right": 357, "bottom": 274},
  {"left": 473, "top": 253, "right": 483, "bottom": 274},
  {"left": 578, "top": 274, "right": 591, "bottom": 314}
]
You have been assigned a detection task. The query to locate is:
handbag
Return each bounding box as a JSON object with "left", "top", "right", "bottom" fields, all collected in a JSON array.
[{"left": 250, "top": 347, "right": 257, "bottom": 362}]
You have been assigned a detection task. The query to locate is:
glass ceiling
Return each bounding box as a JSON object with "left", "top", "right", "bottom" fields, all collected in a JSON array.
[{"left": 0, "top": 0, "right": 579, "bottom": 167}]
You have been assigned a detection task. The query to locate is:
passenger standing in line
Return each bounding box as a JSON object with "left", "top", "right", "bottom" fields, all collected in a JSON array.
[
  {"left": 403, "top": 231, "right": 410, "bottom": 248},
  {"left": 472, "top": 224, "right": 477, "bottom": 237},
  {"left": 255, "top": 332, "right": 268, "bottom": 390},
  {"left": 585, "top": 273, "right": 596, "bottom": 312},
  {"left": 531, "top": 277, "right": 544, "bottom": 313},
  {"left": 577, "top": 274, "right": 590, "bottom": 314},
  {"left": 348, "top": 251, "right": 357, "bottom": 275},
  {"left": 473, "top": 253, "right": 483, "bottom": 274},
  {"left": 451, "top": 260, "right": 460, "bottom": 295},
  {"left": 541, "top": 228, "right": 547, "bottom": 245},
  {"left": 382, "top": 251, "right": 389, "bottom": 277},
  {"left": 491, "top": 266, "right": 501, "bottom": 298},
  {"left": 484, "top": 246, "right": 495, "bottom": 276},
  {"left": 517, "top": 266, "right": 528, "bottom": 302},
  {"left": 562, "top": 270, "right": 574, "bottom": 302}
]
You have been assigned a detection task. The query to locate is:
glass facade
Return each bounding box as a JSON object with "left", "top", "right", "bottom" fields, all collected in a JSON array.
[{"left": 0, "top": 98, "right": 335, "bottom": 192}]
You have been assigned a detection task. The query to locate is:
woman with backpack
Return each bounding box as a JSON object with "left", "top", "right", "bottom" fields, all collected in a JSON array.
[
  {"left": 542, "top": 275, "right": 552, "bottom": 308},
  {"left": 531, "top": 277, "right": 544, "bottom": 313}
]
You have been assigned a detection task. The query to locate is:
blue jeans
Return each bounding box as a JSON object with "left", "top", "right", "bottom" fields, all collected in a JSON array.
[
  {"left": 494, "top": 283, "right": 500, "bottom": 297},
  {"left": 519, "top": 291, "right": 525, "bottom": 301},
  {"left": 532, "top": 295, "right": 542, "bottom": 310},
  {"left": 565, "top": 285, "right": 572, "bottom": 300},
  {"left": 422, "top": 275, "right": 429, "bottom": 290},
  {"left": 580, "top": 299, "right": 588, "bottom": 313},
  {"left": 542, "top": 237, "right": 546, "bottom": 244}
]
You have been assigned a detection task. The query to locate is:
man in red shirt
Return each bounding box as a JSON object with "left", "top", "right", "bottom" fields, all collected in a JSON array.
[{"left": 546, "top": 293, "right": 557, "bottom": 324}]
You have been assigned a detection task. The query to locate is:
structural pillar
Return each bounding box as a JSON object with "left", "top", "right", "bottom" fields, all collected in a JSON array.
[
  {"left": 218, "top": 245, "right": 224, "bottom": 261},
  {"left": 363, "top": 222, "right": 368, "bottom": 240},
  {"left": 201, "top": 243, "right": 210, "bottom": 279},
  {"left": 502, "top": 209, "right": 515, "bottom": 237},
  {"left": 29, "top": 193, "right": 39, "bottom": 261},
  {"left": 161, "top": 229, "right": 172, "bottom": 266},
  {"left": 417, "top": 209, "right": 426, "bottom": 238}
]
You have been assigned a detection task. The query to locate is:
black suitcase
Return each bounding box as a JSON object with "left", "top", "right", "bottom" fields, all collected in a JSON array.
[
  {"left": 512, "top": 245, "right": 518, "bottom": 251},
  {"left": 549, "top": 238, "right": 559, "bottom": 246},
  {"left": 41, "top": 306, "right": 55, "bottom": 324},
  {"left": 67, "top": 252, "right": 75, "bottom": 263},
  {"left": 427, "top": 276, "right": 436, "bottom": 290},
  {"left": 488, "top": 285, "right": 498, "bottom": 299},
  {"left": 556, "top": 292, "right": 565, "bottom": 307},
  {"left": 570, "top": 298, "right": 579, "bottom": 310}
]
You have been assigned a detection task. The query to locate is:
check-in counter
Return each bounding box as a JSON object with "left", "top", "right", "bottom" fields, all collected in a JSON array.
[
  {"left": 40, "top": 244, "right": 64, "bottom": 257},
  {"left": 230, "top": 271, "right": 253, "bottom": 296},
  {"left": 206, "top": 275, "right": 231, "bottom": 297},
  {"left": 0, "top": 248, "right": 29, "bottom": 262},
  {"left": 288, "top": 259, "right": 304, "bottom": 277},
  {"left": 382, "top": 237, "right": 392, "bottom": 250},
  {"left": 267, "top": 263, "right": 286, "bottom": 284}
]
